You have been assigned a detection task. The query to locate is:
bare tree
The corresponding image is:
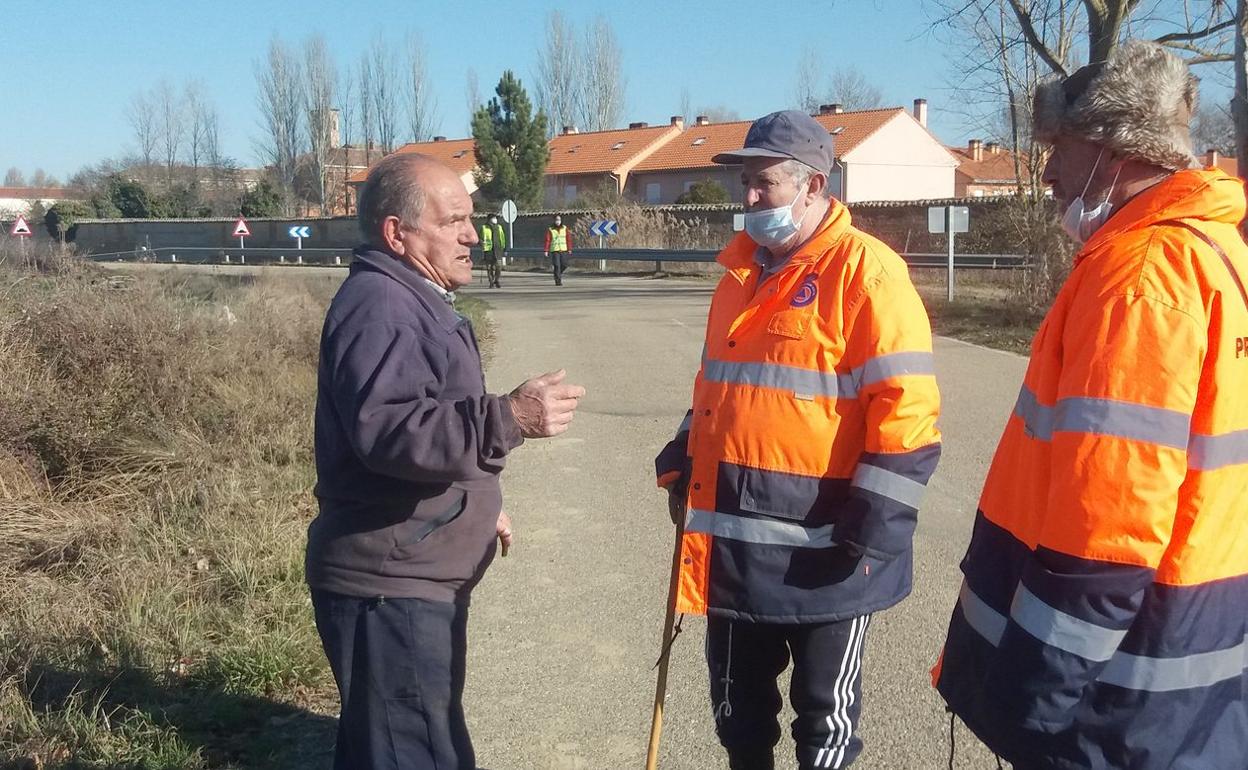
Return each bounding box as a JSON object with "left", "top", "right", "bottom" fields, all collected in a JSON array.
[
  {"left": 465, "top": 68, "right": 482, "bottom": 132},
  {"left": 407, "top": 33, "right": 439, "bottom": 141},
  {"left": 358, "top": 55, "right": 376, "bottom": 162},
  {"left": 127, "top": 90, "right": 159, "bottom": 173},
  {"left": 368, "top": 35, "right": 401, "bottom": 153},
  {"left": 30, "top": 169, "right": 51, "bottom": 187},
  {"left": 536, "top": 11, "right": 581, "bottom": 136},
  {"left": 185, "top": 81, "right": 214, "bottom": 185},
  {"left": 578, "top": 16, "right": 626, "bottom": 131},
  {"left": 304, "top": 34, "right": 338, "bottom": 210},
  {"left": 695, "top": 105, "right": 743, "bottom": 123},
  {"left": 1193, "top": 101, "right": 1236, "bottom": 155},
  {"left": 829, "top": 67, "right": 885, "bottom": 110},
  {"left": 679, "top": 86, "right": 693, "bottom": 126},
  {"left": 793, "top": 45, "right": 824, "bottom": 113},
  {"left": 255, "top": 36, "right": 304, "bottom": 210},
  {"left": 4, "top": 168, "right": 24, "bottom": 186},
  {"left": 155, "top": 79, "right": 185, "bottom": 184}
]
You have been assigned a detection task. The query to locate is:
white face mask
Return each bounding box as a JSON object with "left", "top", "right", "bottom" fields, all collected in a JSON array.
[
  {"left": 1061, "top": 148, "right": 1122, "bottom": 244},
  {"left": 744, "top": 185, "right": 810, "bottom": 248}
]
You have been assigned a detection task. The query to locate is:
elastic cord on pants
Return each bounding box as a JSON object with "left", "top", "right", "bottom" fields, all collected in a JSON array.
[{"left": 714, "top": 621, "right": 735, "bottom": 721}]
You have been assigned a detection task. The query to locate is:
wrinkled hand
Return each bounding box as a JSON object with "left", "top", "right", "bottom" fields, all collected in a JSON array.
[
  {"left": 668, "top": 489, "right": 687, "bottom": 526},
  {"left": 496, "top": 511, "right": 513, "bottom": 557},
  {"left": 507, "top": 369, "right": 586, "bottom": 438}
]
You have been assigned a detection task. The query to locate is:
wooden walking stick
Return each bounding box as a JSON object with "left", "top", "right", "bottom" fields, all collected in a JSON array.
[{"left": 645, "top": 516, "right": 686, "bottom": 770}]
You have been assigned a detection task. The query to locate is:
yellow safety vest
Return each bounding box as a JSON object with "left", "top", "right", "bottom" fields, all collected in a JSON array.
[{"left": 548, "top": 226, "right": 568, "bottom": 252}]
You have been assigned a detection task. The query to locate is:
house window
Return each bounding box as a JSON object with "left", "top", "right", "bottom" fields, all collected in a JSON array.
[
  {"left": 682, "top": 181, "right": 696, "bottom": 193},
  {"left": 564, "top": 185, "right": 578, "bottom": 202},
  {"left": 611, "top": 141, "right": 626, "bottom": 150},
  {"left": 645, "top": 182, "right": 662, "bottom": 204},
  {"left": 972, "top": 189, "right": 985, "bottom": 198},
  {"left": 692, "top": 137, "right": 707, "bottom": 146}
]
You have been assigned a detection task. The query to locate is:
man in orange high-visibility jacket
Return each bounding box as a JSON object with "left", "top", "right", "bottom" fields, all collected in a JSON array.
[
  {"left": 934, "top": 41, "right": 1248, "bottom": 769},
  {"left": 654, "top": 110, "right": 942, "bottom": 770}
]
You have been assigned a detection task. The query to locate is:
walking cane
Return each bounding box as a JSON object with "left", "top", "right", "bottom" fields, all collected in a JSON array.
[{"left": 645, "top": 516, "right": 686, "bottom": 770}]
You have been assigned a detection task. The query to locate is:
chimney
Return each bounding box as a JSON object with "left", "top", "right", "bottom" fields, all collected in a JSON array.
[
  {"left": 562, "top": 125, "right": 579, "bottom": 135},
  {"left": 985, "top": 141, "right": 1001, "bottom": 155},
  {"left": 696, "top": 115, "right": 710, "bottom": 126},
  {"left": 913, "top": 98, "right": 928, "bottom": 128},
  {"left": 1207, "top": 149, "right": 1221, "bottom": 166},
  {"left": 968, "top": 139, "right": 983, "bottom": 161},
  {"left": 432, "top": 135, "right": 447, "bottom": 142},
  {"left": 670, "top": 115, "right": 685, "bottom": 130},
  {"left": 629, "top": 121, "right": 649, "bottom": 129},
  {"left": 818, "top": 103, "right": 843, "bottom": 115},
  {"left": 329, "top": 108, "right": 341, "bottom": 148}
]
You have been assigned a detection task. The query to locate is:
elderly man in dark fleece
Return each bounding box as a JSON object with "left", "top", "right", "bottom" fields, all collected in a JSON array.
[{"left": 306, "top": 152, "right": 585, "bottom": 770}]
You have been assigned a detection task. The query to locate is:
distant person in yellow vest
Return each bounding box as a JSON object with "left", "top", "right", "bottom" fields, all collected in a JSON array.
[
  {"left": 481, "top": 215, "right": 506, "bottom": 288},
  {"left": 544, "top": 215, "right": 572, "bottom": 286}
]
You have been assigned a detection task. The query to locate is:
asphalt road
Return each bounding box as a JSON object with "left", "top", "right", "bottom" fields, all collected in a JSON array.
[{"left": 463, "top": 271, "right": 1027, "bottom": 770}]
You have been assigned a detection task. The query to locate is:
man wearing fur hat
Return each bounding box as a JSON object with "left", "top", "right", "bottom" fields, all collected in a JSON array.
[{"left": 933, "top": 40, "right": 1248, "bottom": 768}]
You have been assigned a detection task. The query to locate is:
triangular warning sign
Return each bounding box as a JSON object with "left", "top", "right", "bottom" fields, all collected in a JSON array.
[
  {"left": 10, "top": 215, "right": 32, "bottom": 237},
  {"left": 232, "top": 218, "right": 251, "bottom": 237}
]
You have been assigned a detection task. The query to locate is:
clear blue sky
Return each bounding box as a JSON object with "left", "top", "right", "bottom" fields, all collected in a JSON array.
[{"left": 0, "top": 0, "right": 1226, "bottom": 181}]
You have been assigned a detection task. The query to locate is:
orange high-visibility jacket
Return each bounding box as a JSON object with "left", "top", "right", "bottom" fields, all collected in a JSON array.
[
  {"left": 934, "top": 169, "right": 1248, "bottom": 769},
  {"left": 655, "top": 201, "right": 942, "bottom": 623}
]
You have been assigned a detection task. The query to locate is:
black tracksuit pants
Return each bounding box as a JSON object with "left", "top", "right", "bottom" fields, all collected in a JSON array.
[
  {"left": 312, "top": 590, "right": 474, "bottom": 770},
  {"left": 707, "top": 614, "right": 872, "bottom": 770}
]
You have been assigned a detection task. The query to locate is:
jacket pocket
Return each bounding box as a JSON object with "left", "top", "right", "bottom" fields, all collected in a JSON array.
[
  {"left": 727, "top": 462, "right": 848, "bottom": 525},
  {"left": 393, "top": 490, "right": 468, "bottom": 550},
  {"left": 767, "top": 308, "right": 811, "bottom": 339}
]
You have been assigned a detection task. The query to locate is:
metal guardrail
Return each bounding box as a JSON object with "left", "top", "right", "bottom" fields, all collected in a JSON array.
[{"left": 86, "top": 245, "right": 1027, "bottom": 270}]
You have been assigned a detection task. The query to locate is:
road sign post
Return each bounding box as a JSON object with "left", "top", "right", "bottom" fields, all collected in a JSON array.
[
  {"left": 499, "top": 200, "right": 518, "bottom": 266},
  {"left": 232, "top": 218, "right": 251, "bottom": 264},
  {"left": 589, "top": 220, "right": 619, "bottom": 271},
  {"left": 928, "top": 206, "right": 969, "bottom": 301},
  {"left": 289, "top": 225, "right": 311, "bottom": 254},
  {"left": 10, "top": 215, "right": 32, "bottom": 263}
]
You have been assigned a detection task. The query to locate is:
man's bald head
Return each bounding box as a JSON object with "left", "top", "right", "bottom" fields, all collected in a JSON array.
[{"left": 357, "top": 153, "right": 460, "bottom": 243}]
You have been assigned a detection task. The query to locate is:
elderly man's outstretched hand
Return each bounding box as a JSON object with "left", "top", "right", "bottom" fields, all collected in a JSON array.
[{"left": 507, "top": 369, "right": 586, "bottom": 438}]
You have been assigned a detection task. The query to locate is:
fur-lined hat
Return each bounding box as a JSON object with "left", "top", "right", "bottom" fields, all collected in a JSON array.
[{"left": 1033, "top": 40, "right": 1198, "bottom": 171}]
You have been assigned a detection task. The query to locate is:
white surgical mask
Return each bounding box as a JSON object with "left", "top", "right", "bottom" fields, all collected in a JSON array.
[
  {"left": 744, "top": 186, "right": 809, "bottom": 248},
  {"left": 1061, "top": 148, "right": 1122, "bottom": 244}
]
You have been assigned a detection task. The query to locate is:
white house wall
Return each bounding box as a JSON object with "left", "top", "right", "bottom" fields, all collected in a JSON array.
[{"left": 839, "top": 115, "right": 958, "bottom": 203}]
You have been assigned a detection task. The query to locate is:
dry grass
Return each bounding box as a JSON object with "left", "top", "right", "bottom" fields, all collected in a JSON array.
[{"left": 0, "top": 248, "right": 503, "bottom": 768}]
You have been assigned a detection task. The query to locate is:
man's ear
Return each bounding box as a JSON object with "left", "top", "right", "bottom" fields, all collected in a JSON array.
[
  {"left": 808, "top": 172, "right": 828, "bottom": 200},
  {"left": 380, "top": 216, "right": 404, "bottom": 255}
]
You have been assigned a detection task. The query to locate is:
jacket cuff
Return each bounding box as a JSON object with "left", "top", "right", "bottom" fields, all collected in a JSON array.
[{"left": 498, "top": 395, "right": 526, "bottom": 451}]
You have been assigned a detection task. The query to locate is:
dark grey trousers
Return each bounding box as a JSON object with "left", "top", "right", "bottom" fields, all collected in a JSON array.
[{"left": 312, "top": 590, "right": 474, "bottom": 770}]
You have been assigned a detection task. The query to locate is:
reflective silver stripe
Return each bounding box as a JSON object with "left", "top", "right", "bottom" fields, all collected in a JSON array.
[
  {"left": 851, "top": 463, "right": 926, "bottom": 509},
  {"left": 677, "top": 412, "right": 692, "bottom": 433},
  {"left": 1013, "top": 386, "right": 1190, "bottom": 449},
  {"left": 957, "top": 581, "right": 1006, "bottom": 646},
  {"left": 854, "top": 351, "right": 935, "bottom": 388},
  {"left": 703, "top": 359, "right": 856, "bottom": 399},
  {"left": 1098, "top": 636, "right": 1248, "bottom": 692},
  {"left": 1010, "top": 584, "right": 1127, "bottom": 662},
  {"left": 1189, "top": 429, "right": 1248, "bottom": 471},
  {"left": 1014, "top": 386, "right": 1057, "bottom": 440},
  {"left": 1055, "top": 397, "right": 1190, "bottom": 450},
  {"left": 685, "top": 507, "right": 835, "bottom": 548},
  {"left": 958, "top": 582, "right": 1246, "bottom": 692}
]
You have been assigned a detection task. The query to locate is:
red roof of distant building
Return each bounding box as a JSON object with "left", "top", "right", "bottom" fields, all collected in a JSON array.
[
  {"left": 0, "top": 186, "right": 84, "bottom": 199},
  {"left": 347, "top": 138, "right": 478, "bottom": 184},
  {"left": 634, "top": 108, "right": 906, "bottom": 172},
  {"left": 545, "top": 124, "right": 681, "bottom": 176}
]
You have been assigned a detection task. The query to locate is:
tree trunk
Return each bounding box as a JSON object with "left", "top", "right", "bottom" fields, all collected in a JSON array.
[{"left": 1235, "top": 0, "right": 1248, "bottom": 233}]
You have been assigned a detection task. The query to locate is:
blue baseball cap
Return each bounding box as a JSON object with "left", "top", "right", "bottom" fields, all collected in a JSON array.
[{"left": 712, "top": 110, "right": 835, "bottom": 175}]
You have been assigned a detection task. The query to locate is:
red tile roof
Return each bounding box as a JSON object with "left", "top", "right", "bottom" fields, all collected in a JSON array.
[
  {"left": 545, "top": 124, "right": 681, "bottom": 176},
  {"left": 346, "top": 138, "right": 478, "bottom": 184},
  {"left": 633, "top": 108, "right": 906, "bottom": 172},
  {"left": 0, "top": 186, "right": 84, "bottom": 199},
  {"left": 948, "top": 144, "right": 1034, "bottom": 184}
]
